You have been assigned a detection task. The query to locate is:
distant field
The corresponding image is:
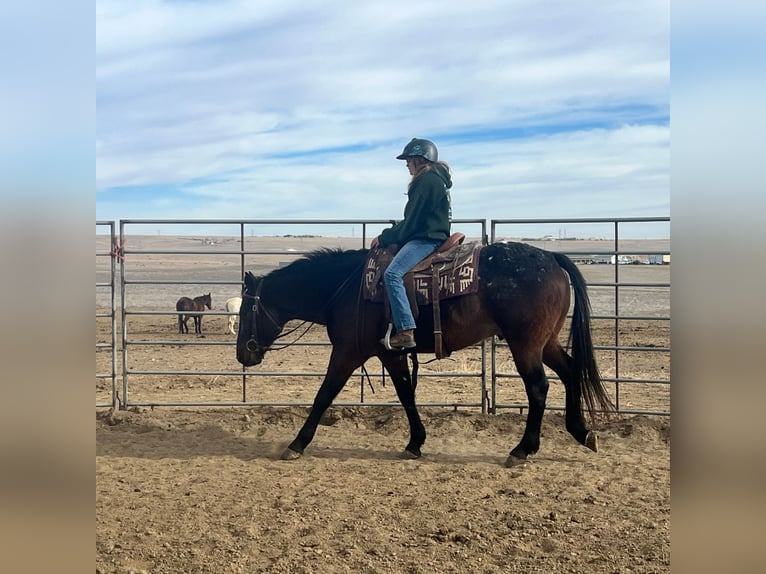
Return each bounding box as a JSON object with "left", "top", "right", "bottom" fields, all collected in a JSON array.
[{"left": 96, "top": 235, "right": 670, "bottom": 316}]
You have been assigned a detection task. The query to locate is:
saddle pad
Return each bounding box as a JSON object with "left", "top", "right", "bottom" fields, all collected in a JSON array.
[{"left": 363, "top": 243, "right": 483, "bottom": 305}]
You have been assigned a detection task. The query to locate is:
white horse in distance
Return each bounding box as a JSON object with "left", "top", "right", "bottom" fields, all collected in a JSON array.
[{"left": 224, "top": 296, "right": 242, "bottom": 335}]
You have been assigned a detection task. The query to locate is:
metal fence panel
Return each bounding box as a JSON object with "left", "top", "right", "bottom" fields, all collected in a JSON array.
[
  {"left": 112, "top": 219, "right": 490, "bottom": 411},
  {"left": 490, "top": 218, "right": 670, "bottom": 416}
]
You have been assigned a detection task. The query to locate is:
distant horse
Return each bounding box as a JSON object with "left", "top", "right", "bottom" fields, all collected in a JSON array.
[
  {"left": 176, "top": 293, "right": 212, "bottom": 334},
  {"left": 236, "top": 242, "right": 614, "bottom": 467},
  {"left": 224, "top": 296, "right": 242, "bottom": 335}
]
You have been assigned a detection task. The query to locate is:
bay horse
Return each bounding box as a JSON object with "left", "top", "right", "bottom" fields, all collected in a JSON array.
[
  {"left": 176, "top": 293, "right": 212, "bottom": 334},
  {"left": 224, "top": 296, "right": 242, "bottom": 335},
  {"left": 236, "top": 242, "right": 614, "bottom": 467}
]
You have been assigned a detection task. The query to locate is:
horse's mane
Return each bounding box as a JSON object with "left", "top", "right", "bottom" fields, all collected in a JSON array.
[
  {"left": 267, "top": 248, "right": 367, "bottom": 291},
  {"left": 293, "top": 247, "right": 367, "bottom": 268}
]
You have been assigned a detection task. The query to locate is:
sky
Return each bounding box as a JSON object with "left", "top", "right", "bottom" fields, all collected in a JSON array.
[{"left": 96, "top": 0, "right": 669, "bottom": 239}]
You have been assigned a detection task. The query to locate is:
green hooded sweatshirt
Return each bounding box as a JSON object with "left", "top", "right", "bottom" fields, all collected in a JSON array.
[{"left": 378, "top": 163, "right": 452, "bottom": 247}]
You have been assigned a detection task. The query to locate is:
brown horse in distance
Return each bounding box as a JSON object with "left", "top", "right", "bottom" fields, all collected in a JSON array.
[{"left": 176, "top": 293, "right": 212, "bottom": 334}]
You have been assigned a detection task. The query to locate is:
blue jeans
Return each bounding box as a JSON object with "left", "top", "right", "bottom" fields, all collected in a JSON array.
[{"left": 383, "top": 239, "right": 441, "bottom": 333}]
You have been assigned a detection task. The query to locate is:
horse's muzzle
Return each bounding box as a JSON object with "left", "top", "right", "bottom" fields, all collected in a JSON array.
[
  {"left": 237, "top": 353, "right": 262, "bottom": 367},
  {"left": 236, "top": 341, "right": 263, "bottom": 366}
]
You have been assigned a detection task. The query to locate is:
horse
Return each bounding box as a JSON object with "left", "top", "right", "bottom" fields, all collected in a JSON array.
[
  {"left": 224, "top": 296, "right": 242, "bottom": 335},
  {"left": 176, "top": 293, "right": 212, "bottom": 334},
  {"left": 236, "top": 242, "right": 614, "bottom": 467}
]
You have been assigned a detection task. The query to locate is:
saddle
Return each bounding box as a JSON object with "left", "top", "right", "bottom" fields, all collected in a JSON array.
[{"left": 363, "top": 233, "right": 483, "bottom": 358}]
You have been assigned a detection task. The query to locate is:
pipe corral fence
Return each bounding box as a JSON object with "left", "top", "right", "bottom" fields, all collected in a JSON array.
[{"left": 95, "top": 218, "right": 670, "bottom": 416}]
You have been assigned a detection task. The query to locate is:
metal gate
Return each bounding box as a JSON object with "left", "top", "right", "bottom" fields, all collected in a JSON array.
[{"left": 96, "top": 221, "right": 118, "bottom": 409}]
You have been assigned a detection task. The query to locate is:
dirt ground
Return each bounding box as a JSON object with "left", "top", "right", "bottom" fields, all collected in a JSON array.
[
  {"left": 96, "top": 235, "right": 670, "bottom": 573},
  {"left": 96, "top": 322, "right": 669, "bottom": 574}
]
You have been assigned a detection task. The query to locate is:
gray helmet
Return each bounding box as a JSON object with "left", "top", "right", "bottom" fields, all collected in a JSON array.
[{"left": 396, "top": 138, "right": 438, "bottom": 162}]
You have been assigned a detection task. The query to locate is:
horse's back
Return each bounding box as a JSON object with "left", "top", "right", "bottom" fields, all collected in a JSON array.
[
  {"left": 480, "top": 241, "right": 566, "bottom": 284},
  {"left": 176, "top": 296, "right": 193, "bottom": 311},
  {"left": 225, "top": 297, "right": 242, "bottom": 312},
  {"left": 477, "top": 241, "right": 571, "bottom": 315}
]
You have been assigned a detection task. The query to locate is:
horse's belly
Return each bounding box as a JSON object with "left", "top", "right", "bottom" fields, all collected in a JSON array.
[{"left": 440, "top": 296, "right": 499, "bottom": 349}]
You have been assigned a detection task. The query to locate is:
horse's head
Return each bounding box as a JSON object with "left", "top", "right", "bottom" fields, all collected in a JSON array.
[
  {"left": 203, "top": 293, "right": 212, "bottom": 310},
  {"left": 236, "top": 272, "right": 284, "bottom": 366}
]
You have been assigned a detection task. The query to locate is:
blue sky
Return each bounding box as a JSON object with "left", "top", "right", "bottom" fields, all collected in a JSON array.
[{"left": 96, "top": 0, "right": 669, "bottom": 238}]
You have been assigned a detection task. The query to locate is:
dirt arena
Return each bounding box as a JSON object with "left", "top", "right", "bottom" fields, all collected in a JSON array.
[{"left": 96, "top": 234, "right": 670, "bottom": 573}]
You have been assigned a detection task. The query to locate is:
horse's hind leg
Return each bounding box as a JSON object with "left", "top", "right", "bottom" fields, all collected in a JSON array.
[
  {"left": 380, "top": 353, "right": 426, "bottom": 458},
  {"left": 543, "top": 341, "right": 593, "bottom": 449},
  {"left": 505, "top": 343, "right": 549, "bottom": 467}
]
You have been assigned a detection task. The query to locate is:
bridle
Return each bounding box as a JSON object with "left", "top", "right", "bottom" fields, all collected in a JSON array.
[
  {"left": 241, "top": 276, "right": 315, "bottom": 356},
  {"left": 241, "top": 277, "right": 280, "bottom": 355}
]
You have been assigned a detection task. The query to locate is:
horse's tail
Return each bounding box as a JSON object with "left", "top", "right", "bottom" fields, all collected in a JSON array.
[{"left": 553, "top": 253, "right": 615, "bottom": 419}]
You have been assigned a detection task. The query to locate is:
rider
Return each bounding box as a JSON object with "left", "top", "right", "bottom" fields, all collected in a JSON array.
[{"left": 371, "top": 138, "right": 452, "bottom": 349}]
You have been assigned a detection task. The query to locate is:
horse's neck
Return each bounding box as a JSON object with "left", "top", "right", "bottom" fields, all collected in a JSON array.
[{"left": 268, "top": 272, "right": 344, "bottom": 325}]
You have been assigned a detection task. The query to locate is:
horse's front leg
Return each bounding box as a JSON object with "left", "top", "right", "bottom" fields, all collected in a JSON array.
[
  {"left": 282, "top": 349, "right": 360, "bottom": 460},
  {"left": 380, "top": 353, "right": 426, "bottom": 458}
]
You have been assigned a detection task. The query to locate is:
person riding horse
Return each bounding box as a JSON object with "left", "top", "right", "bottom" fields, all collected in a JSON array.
[{"left": 371, "top": 138, "right": 453, "bottom": 350}]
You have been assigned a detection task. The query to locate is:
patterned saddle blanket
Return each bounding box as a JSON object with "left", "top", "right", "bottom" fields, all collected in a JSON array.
[{"left": 363, "top": 241, "right": 483, "bottom": 305}]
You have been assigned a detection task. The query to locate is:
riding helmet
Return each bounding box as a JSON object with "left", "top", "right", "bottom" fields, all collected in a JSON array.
[{"left": 396, "top": 138, "right": 438, "bottom": 162}]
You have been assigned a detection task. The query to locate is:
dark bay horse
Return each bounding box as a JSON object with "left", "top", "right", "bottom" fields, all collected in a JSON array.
[
  {"left": 236, "top": 242, "right": 614, "bottom": 467},
  {"left": 176, "top": 293, "right": 212, "bottom": 334}
]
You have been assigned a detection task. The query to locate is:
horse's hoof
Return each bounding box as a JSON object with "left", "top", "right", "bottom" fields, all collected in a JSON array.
[
  {"left": 281, "top": 448, "right": 303, "bottom": 460},
  {"left": 585, "top": 431, "right": 599, "bottom": 453},
  {"left": 401, "top": 449, "right": 420, "bottom": 460},
  {"left": 504, "top": 454, "right": 527, "bottom": 468}
]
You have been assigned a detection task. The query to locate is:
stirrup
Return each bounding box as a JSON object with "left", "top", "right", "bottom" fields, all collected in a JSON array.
[{"left": 381, "top": 323, "right": 395, "bottom": 351}]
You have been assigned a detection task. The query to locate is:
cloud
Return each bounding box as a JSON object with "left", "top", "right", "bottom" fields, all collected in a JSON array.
[{"left": 97, "top": 0, "right": 669, "bottom": 235}]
